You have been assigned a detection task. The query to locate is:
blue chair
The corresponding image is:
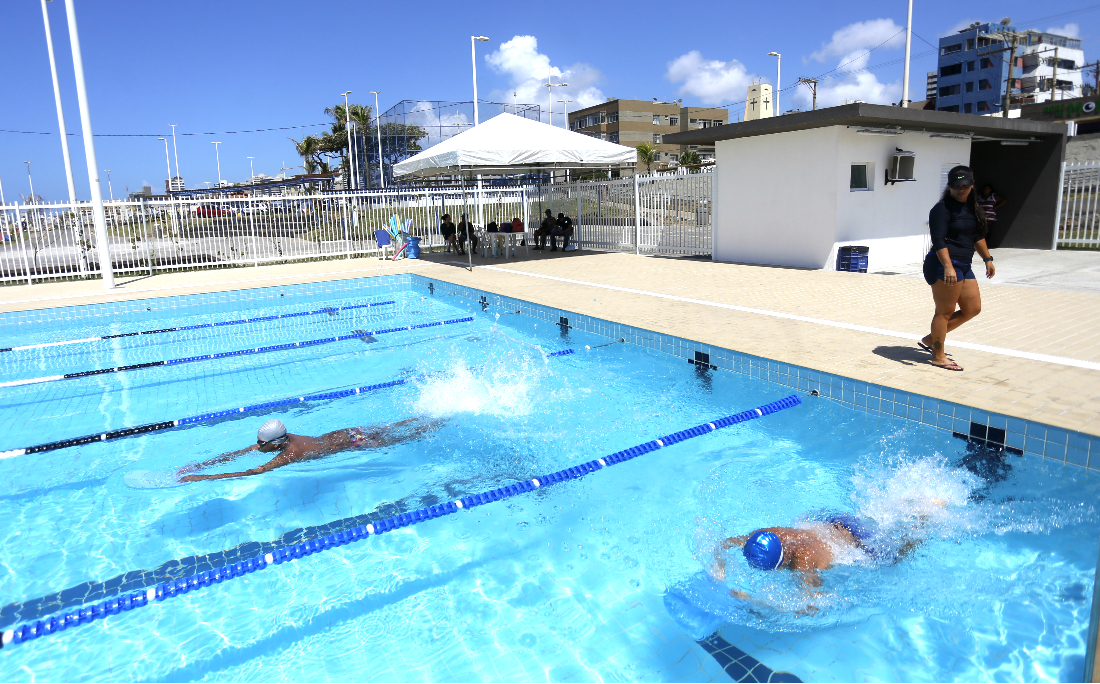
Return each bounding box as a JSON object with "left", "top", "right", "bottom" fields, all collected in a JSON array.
[{"left": 374, "top": 230, "right": 393, "bottom": 260}]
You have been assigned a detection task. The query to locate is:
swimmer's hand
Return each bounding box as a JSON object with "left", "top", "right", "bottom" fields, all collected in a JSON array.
[{"left": 719, "top": 535, "right": 748, "bottom": 551}]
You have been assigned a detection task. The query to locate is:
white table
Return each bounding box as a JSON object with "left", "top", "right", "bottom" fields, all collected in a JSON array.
[{"left": 481, "top": 230, "right": 529, "bottom": 259}]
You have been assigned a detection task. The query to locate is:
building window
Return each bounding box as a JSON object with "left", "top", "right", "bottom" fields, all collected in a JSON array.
[
  {"left": 966, "top": 60, "right": 975, "bottom": 71},
  {"left": 966, "top": 38, "right": 975, "bottom": 50},
  {"left": 689, "top": 118, "right": 698, "bottom": 124},
  {"left": 653, "top": 134, "right": 662, "bottom": 144},
  {"left": 966, "top": 82, "right": 974, "bottom": 93},
  {"left": 977, "top": 101, "right": 991, "bottom": 112},
  {"left": 978, "top": 79, "right": 993, "bottom": 90},
  {"left": 850, "top": 163, "right": 872, "bottom": 191},
  {"left": 964, "top": 103, "right": 973, "bottom": 113},
  {"left": 608, "top": 112, "right": 618, "bottom": 123},
  {"left": 653, "top": 115, "right": 661, "bottom": 125},
  {"left": 609, "top": 132, "right": 619, "bottom": 143},
  {"left": 1057, "top": 59, "right": 1076, "bottom": 70},
  {"left": 980, "top": 57, "right": 994, "bottom": 69},
  {"left": 939, "top": 84, "right": 961, "bottom": 96},
  {"left": 941, "top": 43, "right": 962, "bottom": 55},
  {"left": 941, "top": 64, "right": 963, "bottom": 77},
  {"left": 669, "top": 117, "right": 679, "bottom": 126},
  {"left": 939, "top": 105, "right": 961, "bottom": 112}
]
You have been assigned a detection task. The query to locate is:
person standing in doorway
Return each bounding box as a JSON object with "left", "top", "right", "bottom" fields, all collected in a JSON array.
[
  {"left": 920, "top": 166, "right": 995, "bottom": 371},
  {"left": 976, "top": 185, "right": 1006, "bottom": 240}
]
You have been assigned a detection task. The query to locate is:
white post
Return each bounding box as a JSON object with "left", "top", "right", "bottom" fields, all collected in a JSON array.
[
  {"left": 633, "top": 172, "right": 641, "bottom": 255},
  {"left": 472, "top": 38, "right": 480, "bottom": 125},
  {"left": 1052, "top": 161, "right": 1066, "bottom": 250},
  {"left": 767, "top": 52, "right": 782, "bottom": 114},
  {"left": 63, "top": 0, "right": 113, "bottom": 288},
  {"left": 169, "top": 124, "right": 180, "bottom": 187},
  {"left": 212, "top": 142, "right": 222, "bottom": 186},
  {"left": 41, "top": 0, "right": 78, "bottom": 204},
  {"left": 15, "top": 204, "right": 33, "bottom": 285},
  {"left": 341, "top": 91, "right": 355, "bottom": 190},
  {"left": 371, "top": 91, "right": 385, "bottom": 189},
  {"left": 902, "top": 0, "right": 913, "bottom": 106}
]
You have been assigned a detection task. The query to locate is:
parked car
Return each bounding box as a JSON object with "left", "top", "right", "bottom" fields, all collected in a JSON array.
[{"left": 191, "top": 204, "right": 228, "bottom": 217}]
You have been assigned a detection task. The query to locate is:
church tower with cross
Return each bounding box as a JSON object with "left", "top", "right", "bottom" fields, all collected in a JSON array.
[{"left": 744, "top": 83, "right": 774, "bottom": 121}]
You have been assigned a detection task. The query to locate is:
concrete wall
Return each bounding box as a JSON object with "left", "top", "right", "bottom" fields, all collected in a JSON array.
[{"left": 712, "top": 125, "right": 970, "bottom": 270}]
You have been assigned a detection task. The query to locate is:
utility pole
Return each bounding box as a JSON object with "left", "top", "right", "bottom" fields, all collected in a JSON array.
[
  {"left": 901, "top": 0, "right": 914, "bottom": 106},
  {"left": 1051, "top": 47, "right": 1059, "bottom": 100},
  {"left": 1002, "top": 26, "right": 1018, "bottom": 118},
  {"left": 798, "top": 78, "right": 818, "bottom": 110}
]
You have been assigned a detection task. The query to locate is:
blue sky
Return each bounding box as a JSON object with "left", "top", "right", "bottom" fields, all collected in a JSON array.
[{"left": 2, "top": 0, "right": 1095, "bottom": 201}]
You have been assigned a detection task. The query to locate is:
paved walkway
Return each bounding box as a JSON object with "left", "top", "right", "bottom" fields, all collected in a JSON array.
[{"left": 2, "top": 248, "right": 1099, "bottom": 437}]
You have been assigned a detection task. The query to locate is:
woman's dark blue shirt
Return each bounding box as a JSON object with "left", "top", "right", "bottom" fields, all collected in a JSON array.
[{"left": 928, "top": 197, "right": 982, "bottom": 264}]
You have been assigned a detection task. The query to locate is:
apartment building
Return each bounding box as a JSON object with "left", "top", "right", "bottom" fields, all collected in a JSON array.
[
  {"left": 937, "top": 22, "right": 1086, "bottom": 115},
  {"left": 569, "top": 99, "right": 728, "bottom": 168}
]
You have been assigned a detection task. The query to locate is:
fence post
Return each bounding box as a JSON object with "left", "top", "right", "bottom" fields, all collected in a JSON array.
[
  {"left": 15, "top": 204, "right": 32, "bottom": 285},
  {"left": 1052, "top": 161, "right": 1067, "bottom": 250},
  {"left": 633, "top": 172, "right": 641, "bottom": 255},
  {"left": 577, "top": 183, "right": 582, "bottom": 251},
  {"left": 344, "top": 197, "right": 352, "bottom": 260}
]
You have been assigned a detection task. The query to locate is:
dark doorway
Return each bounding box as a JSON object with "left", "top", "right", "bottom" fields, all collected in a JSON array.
[{"left": 969, "top": 134, "right": 1066, "bottom": 248}]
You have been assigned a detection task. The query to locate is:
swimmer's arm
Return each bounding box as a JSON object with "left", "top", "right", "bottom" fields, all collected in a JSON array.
[
  {"left": 176, "top": 445, "right": 259, "bottom": 476},
  {"left": 719, "top": 536, "right": 748, "bottom": 551},
  {"left": 179, "top": 452, "right": 293, "bottom": 482}
]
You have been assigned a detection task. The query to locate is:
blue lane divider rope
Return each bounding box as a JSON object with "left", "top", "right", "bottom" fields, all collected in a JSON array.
[
  {"left": 0, "top": 316, "right": 475, "bottom": 390},
  {"left": 0, "top": 345, "right": 575, "bottom": 459},
  {"left": 0, "top": 300, "right": 397, "bottom": 354},
  {"left": 0, "top": 394, "right": 800, "bottom": 650}
]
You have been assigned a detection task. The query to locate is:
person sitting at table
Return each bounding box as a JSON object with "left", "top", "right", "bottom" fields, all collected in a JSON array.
[
  {"left": 440, "top": 214, "right": 458, "bottom": 253},
  {"left": 535, "top": 209, "right": 555, "bottom": 250},
  {"left": 549, "top": 213, "right": 574, "bottom": 252},
  {"left": 457, "top": 213, "right": 478, "bottom": 255},
  {"left": 511, "top": 217, "right": 525, "bottom": 245}
]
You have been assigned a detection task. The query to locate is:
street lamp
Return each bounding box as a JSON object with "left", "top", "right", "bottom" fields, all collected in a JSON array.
[
  {"left": 471, "top": 36, "right": 489, "bottom": 125},
  {"left": 247, "top": 156, "right": 255, "bottom": 184},
  {"left": 558, "top": 99, "right": 573, "bottom": 129},
  {"left": 211, "top": 141, "right": 222, "bottom": 186},
  {"left": 24, "top": 162, "right": 35, "bottom": 203},
  {"left": 158, "top": 138, "right": 172, "bottom": 190},
  {"left": 767, "top": 52, "right": 781, "bottom": 114},
  {"left": 369, "top": 90, "right": 384, "bottom": 188},
  {"left": 40, "top": 0, "right": 77, "bottom": 204},
  {"left": 104, "top": 169, "right": 113, "bottom": 200},
  {"left": 168, "top": 124, "right": 180, "bottom": 186},
  {"left": 340, "top": 90, "right": 356, "bottom": 190},
  {"left": 545, "top": 73, "right": 569, "bottom": 126}
]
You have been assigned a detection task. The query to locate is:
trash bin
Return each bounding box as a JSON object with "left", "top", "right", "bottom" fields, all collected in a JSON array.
[
  {"left": 836, "top": 246, "right": 868, "bottom": 273},
  {"left": 406, "top": 237, "right": 422, "bottom": 259}
]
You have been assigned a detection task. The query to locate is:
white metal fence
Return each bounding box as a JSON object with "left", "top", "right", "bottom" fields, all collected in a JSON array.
[
  {"left": 1058, "top": 161, "right": 1100, "bottom": 249},
  {"left": 0, "top": 187, "right": 527, "bottom": 284},
  {"left": 535, "top": 171, "right": 712, "bottom": 255}
]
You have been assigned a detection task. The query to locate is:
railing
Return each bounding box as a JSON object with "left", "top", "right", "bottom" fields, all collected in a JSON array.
[
  {"left": 0, "top": 187, "right": 526, "bottom": 284},
  {"left": 1058, "top": 161, "right": 1100, "bottom": 249},
  {"left": 534, "top": 171, "right": 712, "bottom": 256}
]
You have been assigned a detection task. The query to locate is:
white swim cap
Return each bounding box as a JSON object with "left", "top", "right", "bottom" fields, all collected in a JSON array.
[{"left": 257, "top": 419, "right": 288, "bottom": 445}]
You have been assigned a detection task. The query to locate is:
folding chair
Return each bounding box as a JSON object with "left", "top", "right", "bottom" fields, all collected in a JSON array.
[{"left": 374, "top": 230, "right": 393, "bottom": 260}]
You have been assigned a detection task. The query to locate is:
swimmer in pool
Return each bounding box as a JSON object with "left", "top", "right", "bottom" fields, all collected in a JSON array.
[
  {"left": 711, "top": 504, "right": 945, "bottom": 588},
  {"left": 177, "top": 417, "right": 441, "bottom": 482}
]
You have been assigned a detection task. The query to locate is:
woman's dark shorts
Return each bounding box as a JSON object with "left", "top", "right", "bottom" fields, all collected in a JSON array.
[{"left": 923, "top": 252, "right": 976, "bottom": 286}]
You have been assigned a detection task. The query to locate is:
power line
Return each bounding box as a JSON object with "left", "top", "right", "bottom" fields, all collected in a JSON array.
[{"left": 0, "top": 123, "right": 331, "bottom": 137}]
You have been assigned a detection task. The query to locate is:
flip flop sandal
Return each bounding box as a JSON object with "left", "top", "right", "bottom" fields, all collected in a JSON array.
[
  {"left": 930, "top": 361, "right": 964, "bottom": 371},
  {"left": 917, "top": 341, "right": 933, "bottom": 353}
]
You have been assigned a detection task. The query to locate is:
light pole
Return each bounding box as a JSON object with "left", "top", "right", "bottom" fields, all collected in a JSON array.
[
  {"left": 40, "top": 0, "right": 78, "bottom": 204},
  {"left": 211, "top": 142, "right": 222, "bottom": 186},
  {"left": 104, "top": 169, "right": 113, "bottom": 200},
  {"left": 158, "top": 138, "right": 172, "bottom": 187},
  {"left": 901, "top": 0, "right": 913, "bottom": 106},
  {"left": 168, "top": 124, "right": 180, "bottom": 188},
  {"left": 24, "top": 162, "right": 35, "bottom": 203},
  {"left": 471, "top": 36, "right": 489, "bottom": 125},
  {"left": 247, "top": 156, "right": 255, "bottom": 183},
  {"left": 340, "top": 91, "right": 356, "bottom": 190},
  {"left": 63, "top": 0, "right": 114, "bottom": 287},
  {"left": 369, "top": 90, "right": 384, "bottom": 188},
  {"left": 558, "top": 99, "right": 573, "bottom": 129},
  {"left": 767, "top": 52, "right": 781, "bottom": 114},
  {"left": 544, "top": 73, "right": 569, "bottom": 126}
]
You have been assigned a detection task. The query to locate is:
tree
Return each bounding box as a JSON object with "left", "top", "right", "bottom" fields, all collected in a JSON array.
[
  {"left": 289, "top": 134, "right": 323, "bottom": 174},
  {"left": 636, "top": 143, "right": 657, "bottom": 173},
  {"left": 679, "top": 150, "right": 702, "bottom": 173}
]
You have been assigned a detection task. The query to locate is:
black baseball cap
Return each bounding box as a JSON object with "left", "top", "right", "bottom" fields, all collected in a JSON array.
[{"left": 947, "top": 166, "right": 975, "bottom": 188}]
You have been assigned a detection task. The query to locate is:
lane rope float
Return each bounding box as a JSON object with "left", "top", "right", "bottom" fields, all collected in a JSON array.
[
  {"left": 0, "top": 316, "right": 475, "bottom": 390},
  {"left": 0, "top": 348, "right": 576, "bottom": 459},
  {"left": 0, "top": 394, "right": 800, "bottom": 649},
  {"left": 0, "top": 300, "right": 397, "bottom": 353}
]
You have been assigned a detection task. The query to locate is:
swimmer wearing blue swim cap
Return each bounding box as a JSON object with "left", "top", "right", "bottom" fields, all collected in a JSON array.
[{"left": 742, "top": 530, "right": 786, "bottom": 570}]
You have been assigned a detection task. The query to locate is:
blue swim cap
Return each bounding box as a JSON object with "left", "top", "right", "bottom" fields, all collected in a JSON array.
[{"left": 743, "top": 530, "right": 785, "bottom": 570}]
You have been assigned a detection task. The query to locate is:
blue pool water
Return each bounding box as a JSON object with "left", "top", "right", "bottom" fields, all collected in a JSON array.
[{"left": 0, "top": 276, "right": 1096, "bottom": 682}]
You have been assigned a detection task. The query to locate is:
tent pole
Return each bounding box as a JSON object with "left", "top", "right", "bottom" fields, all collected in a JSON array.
[{"left": 463, "top": 170, "right": 472, "bottom": 271}]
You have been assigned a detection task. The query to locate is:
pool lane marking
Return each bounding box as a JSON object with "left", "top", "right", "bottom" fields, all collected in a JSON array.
[
  {"left": 0, "top": 316, "right": 475, "bottom": 390},
  {"left": 0, "top": 347, "right": 576, "bottom": 459},
  {"left": 0, "top": 300, "right": 396, "bottom": 353},
  {"left": 0, "top": 394, "right": 800, "bottom": 648},
  {"left": 462, "top": 264, "right": 1100, "bottom": 372}
]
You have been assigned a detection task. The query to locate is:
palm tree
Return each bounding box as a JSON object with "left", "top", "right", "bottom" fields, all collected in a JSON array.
[
  {"left": 290, "top": 134, "right": 323, "bottom": 174},
  {"left": 348, "top": 103, "right": 375, "bottom": 187},
  {"left": 636, "top": 143, "right": 657, "bottom": 174},
  {"left": 679, "top": 150, "right": 702, "bottom": 172}
]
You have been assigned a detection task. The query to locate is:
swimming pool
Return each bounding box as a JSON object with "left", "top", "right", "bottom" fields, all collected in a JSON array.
[{"left": 0, "top": 274, "right": 1097, "bottom": 682}]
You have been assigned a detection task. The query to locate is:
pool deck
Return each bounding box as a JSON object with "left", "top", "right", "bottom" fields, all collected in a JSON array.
[{"left": 2, "top": 247, "right": 1100, "bottom": 443}]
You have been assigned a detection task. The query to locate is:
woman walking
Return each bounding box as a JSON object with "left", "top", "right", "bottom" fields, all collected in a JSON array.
[{"left": 920, "top": 166, "right": 995, "bottom": 371}]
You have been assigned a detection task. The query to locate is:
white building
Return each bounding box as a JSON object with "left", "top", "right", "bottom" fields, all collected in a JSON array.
[
  {"left": 1018, "top": 31, "right": 1087, "bottom": 103},
  {"left": 665, "top": 103, "right": 1068, "bottom": 270}
]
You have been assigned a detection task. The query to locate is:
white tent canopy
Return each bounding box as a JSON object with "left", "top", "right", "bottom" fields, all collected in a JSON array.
[{"left": 393, "top": 112, "right": 637, "bottom": 178}]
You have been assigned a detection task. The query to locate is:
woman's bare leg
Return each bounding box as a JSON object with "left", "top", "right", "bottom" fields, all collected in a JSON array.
[{"left": 926, "top": 280, "right": 962, "bottom": 365}]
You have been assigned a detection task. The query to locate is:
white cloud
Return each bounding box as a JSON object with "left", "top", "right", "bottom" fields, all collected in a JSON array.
[
  {"left": 810, "top": 19, "right": 905, "bottom": 62},
  {"left": 1047, "top": 23, "right": 1080, "bottom": 38},
  {"left": 665, "top": 51, "right": 760, "bottom": 105},
  {"left": 485, "top": 36, "right": 605, "bottom": 126}
]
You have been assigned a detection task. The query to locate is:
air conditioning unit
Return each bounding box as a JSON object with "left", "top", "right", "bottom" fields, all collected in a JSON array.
[{"left": 885, "top": 149, "right": 916, "bottom": 185}]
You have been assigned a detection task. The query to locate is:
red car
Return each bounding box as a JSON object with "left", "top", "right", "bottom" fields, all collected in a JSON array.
[{"left": 191, "top": 204, "right": 228, "bottom": 217}]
